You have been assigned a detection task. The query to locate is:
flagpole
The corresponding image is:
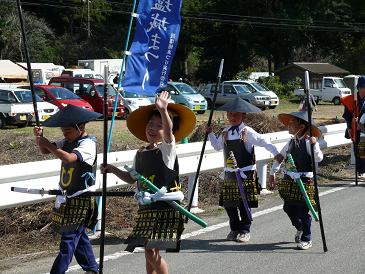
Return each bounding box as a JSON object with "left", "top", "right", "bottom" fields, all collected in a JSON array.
[
  {"left": 99, "top": 66, "right": 109, "bottom": 273},
  {"left": 186, "top": 59, "right": 224, "bottom": 214},
  {"left": 15, "top": 0, "right": 40, "bottom": 126},
  {"left": 304, "top": 71, "right": 328, "bottom": 252},
  {"left": 107, "top": 0, "right": 138, "bottom": 150}
]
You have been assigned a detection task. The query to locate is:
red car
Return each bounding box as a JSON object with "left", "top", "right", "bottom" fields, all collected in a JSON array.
[
  {"left": 19, "top": 85, "right": 94, "bottom": 111},
  {"left": 48, "top": 77, "right": 124, "bottom": 118}
]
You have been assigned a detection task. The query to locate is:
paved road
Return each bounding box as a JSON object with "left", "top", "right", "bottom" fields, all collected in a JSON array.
[{"left": 4, "top": 182, "right": 365, "bottom": 274}]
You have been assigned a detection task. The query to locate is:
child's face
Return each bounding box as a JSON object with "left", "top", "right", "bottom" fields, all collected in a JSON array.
[
  {"left": 146, "top": 115, "right": 164, "bottom": 144},
  {"left": 287, "top": 118, "right": 305, "bottom": 135},
  {"left": 61, "top": 125, "right": 83, "bottom": 141},
  {"left": 227, "top": 112, "right": 245, "bottom": 126}
]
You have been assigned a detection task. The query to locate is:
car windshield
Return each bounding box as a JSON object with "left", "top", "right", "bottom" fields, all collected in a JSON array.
[
  {"left": 48, "top": 87, "right": 81, "bottom": 100},
  {"left": 174, "top": 83, "right": 197, "bottom": 94},
  {"left": 14, "top": 90, "right": 42, "bottom": 102},
  {"left": 251, "top": 82, "right": 269, "bottom": 92},
  {"left": 334, "top": 79, "right": 347, "bottom": 88},
  {"left": 123, "top": 91, "right": 147, "bottom": 98},
  {"left": 233, "top": 84, "right": 251, "bottom": 94},
  {"left": 95, "top": 84, "right": 117, "bottom": 96}
]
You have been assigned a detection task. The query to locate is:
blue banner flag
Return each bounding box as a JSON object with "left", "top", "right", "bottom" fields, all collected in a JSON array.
[{"left": 121, "top": 0, "right": 182, "bottom": 96}]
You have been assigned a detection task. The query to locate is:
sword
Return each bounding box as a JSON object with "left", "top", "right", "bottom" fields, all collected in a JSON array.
[
  {"left": 229, "top": 151, "right": 253, "bottom": 221},
  {"left": 11, "top": 187, "right": 135, "bottom": 197}
]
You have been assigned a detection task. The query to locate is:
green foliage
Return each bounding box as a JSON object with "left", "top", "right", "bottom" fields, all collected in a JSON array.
[
  {"left": 233, "top": 67, "right": 257, "bottom": 80},
  {"left": 258, "top": 76, "right": 301, "bottom": 98}
]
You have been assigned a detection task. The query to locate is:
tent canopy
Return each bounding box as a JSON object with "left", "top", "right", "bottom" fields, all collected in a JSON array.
[{"left": 0, "top": 60, "right": 27, "bottom": 79}]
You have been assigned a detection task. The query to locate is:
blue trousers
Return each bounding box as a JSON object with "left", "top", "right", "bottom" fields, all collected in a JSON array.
[
  {"left": 50, "top": 225, "right": 99, "bottom": 274},
  {"left": 283, "top": 202, "right": 312, "bottom": 242},
  {"left": 225, "top": 203, "right": 251, "bottom": 234}
]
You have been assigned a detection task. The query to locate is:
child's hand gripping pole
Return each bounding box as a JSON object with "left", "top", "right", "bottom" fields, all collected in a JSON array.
[
  {"left": 124, "top": 165, "right": 208, "bottom": 228},
  {"left": 286, "top": 154, "right": 319, "bottom": 221}
]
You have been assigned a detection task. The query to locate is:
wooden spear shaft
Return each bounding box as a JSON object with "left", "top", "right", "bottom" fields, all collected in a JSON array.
[
  {"left": 186, "top": 59, "right": 224, "bottom": 214},
  {"left": 304, "top": 71, "right": 328, "bottom": 252},
  {"left": 15, "top": 0, "right": 40, "bottom": 126}
]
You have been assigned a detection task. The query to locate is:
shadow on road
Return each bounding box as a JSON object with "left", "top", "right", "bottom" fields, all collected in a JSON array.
[{"left": 180, "top": 239, "right": 323, "bottom": 254}]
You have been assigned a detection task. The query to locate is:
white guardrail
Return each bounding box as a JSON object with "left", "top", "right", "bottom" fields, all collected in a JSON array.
[{"left": 0, "top": 123, "right": 351, "bottom": 210}]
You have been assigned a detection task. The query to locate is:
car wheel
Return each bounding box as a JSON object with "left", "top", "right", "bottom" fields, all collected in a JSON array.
[
  {"left": 333, "top": 97, "right": 341, "bottom": 105},
  {"left": 197, "top": 110, "right": 206, "bottom": 114},
  {"left": 268, "top": 106, "right": 277, "bottom": 109},
  {"left": 0, "top": 116, "right": 6, "bottom": 129}
]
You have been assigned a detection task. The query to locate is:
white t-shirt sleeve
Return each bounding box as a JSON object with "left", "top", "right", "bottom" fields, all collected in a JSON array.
[
  {"left": 159, "top": 136, "right": 177, "bottom": 170},
  {"left": 73, "top": 138, "right": 97, "bottom": 166},
  {"left": 360, "top": 113, "right": 365, "bottom": 124}
]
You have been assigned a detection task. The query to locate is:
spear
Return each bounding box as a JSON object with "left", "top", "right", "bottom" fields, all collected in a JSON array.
[
  {"left": 352, "top": 78, "right": 359, "bottom": 186},
  {"left": 15, "top": 0, "right": 40, "bottom": 126},
  {"left": 304, "top": 71, "right": 328, "bottom": 252},
  {"left": 98, "top": 66, "right": 109, "bottom": 273},
  {"left": 186, "top": 59, "right": 224, "bottom": 216}
]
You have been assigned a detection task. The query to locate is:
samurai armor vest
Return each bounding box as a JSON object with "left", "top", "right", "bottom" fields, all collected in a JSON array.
[
  {"left": 52, "top": 136, "right": 98, "bottom": 233},
  {"left": 220, "top": 139, "right": 259, "bottom": 208},
  {"left": 278, "top": 139, "right": 317, "bottom": 207},
  {"left": 59, "top": 136, "right": 97, "bottom": 194},
  {"left": 125, "top": 148, "right": 184, "bottom": 252},
  {"left": 52, "top": 196, "right": 98, "bottom": 233}
]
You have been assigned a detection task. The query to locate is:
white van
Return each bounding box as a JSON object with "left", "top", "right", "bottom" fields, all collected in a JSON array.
[{"left": 61, "top": 69, "right": 104, "bottom": 80}]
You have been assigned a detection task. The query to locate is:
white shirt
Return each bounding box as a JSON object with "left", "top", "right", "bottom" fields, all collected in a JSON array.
[
  {"left": 208, "top": 122, "right": 280, "bottom": 156},
  {"left": 55, "top": 137, "right": 96, "bottom": 165},
  {"left": 270, "top": 136, "right": 323, "bottom": 175}
]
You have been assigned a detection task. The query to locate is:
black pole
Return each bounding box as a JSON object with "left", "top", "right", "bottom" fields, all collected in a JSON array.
[
  {"left": 186, "top": 59, "right": 224, "bottom": 214},
  {"left": 15, "top": 0, "right": 40, "bottom": 126},
  {"left": 353, "top": 81, "right": 359, "bottom": 186},
  {"left": 99, "top": 66, "right": 109, "bottom": 273},
  {"left": 304, "top": 71, "right": 328, "bottom": 252}
]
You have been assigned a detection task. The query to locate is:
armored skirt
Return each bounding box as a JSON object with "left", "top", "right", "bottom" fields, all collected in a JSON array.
[
  {"left": 220, "top": 170, "right": 259, "bottom": 208},
  {"left": 125, "top": 147, "right": 184, "bottom": 252},
  {"left": 52, "top": 196, "right": 98, "bottom": 233},
  {"left": 278, "top": 175, "right": 317, "bottom": 209}
]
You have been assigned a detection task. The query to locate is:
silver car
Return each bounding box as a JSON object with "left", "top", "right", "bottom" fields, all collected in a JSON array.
[{"left": 200, "top": 82, "right": 271, "bottom": 109}]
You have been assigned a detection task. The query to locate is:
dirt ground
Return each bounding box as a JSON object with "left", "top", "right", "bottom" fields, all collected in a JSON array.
[{"left": 0, "top": 99, "right": 351, "bottom": 271}]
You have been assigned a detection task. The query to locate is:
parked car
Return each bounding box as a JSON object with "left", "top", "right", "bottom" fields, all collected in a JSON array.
[
  {"left": 12, "top": 88, "right": 59, "bottom": 123},
  {"left": 0, "top": 87, "right": 59, "bottom": 128},
  {"left": 19, "top": 85, "right": 94, "bottom": 111},
  {"left": 0, "top": 88, "right": 33, "bottom": 128},
  {"left": 294, "top": 76, "right": 351, "bottom": 105},
  {"left": 49, "top": 77, "right": 124, "bottom": 118},
  {"left": 122, "top": 91, "right": 152, "bottom": 118},
  {"left": 164, "top": 81, "right": 207, "bottom": 114},
  {"left": 225, "top": 80, "right": 279, "bottom": 109},
  {"left": 200, "top": 82, "right": 271, "bottom": 109}
]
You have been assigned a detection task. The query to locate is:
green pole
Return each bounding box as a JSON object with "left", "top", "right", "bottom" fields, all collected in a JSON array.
[
  {"left": 286, "top": 154, "right": 319, "bottom": 221},
  {"left": 124, "top": 165, "right": 208, "bottom": 228}
]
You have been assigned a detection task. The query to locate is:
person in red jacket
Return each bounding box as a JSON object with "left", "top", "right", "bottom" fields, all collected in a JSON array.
[{"left": 341, "top": 75, "right": 365, "bottom": 178}]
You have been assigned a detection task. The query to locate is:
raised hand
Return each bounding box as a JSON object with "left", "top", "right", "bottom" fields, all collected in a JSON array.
[{"left": 155, "top": 91, "right": 170, "bottom": 112}]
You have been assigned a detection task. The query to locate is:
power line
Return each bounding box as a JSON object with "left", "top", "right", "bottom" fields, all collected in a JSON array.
[{"left": 2, "top": 0, "right": 365, "bottom": 33}]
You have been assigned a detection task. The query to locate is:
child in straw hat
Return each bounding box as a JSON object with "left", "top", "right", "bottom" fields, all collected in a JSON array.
[
  {"left": 268, "top": 111, "right": 323, "bottom": 250},
  {"left": 101, "top": 91, "right": 196, "bottom": 274}
]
